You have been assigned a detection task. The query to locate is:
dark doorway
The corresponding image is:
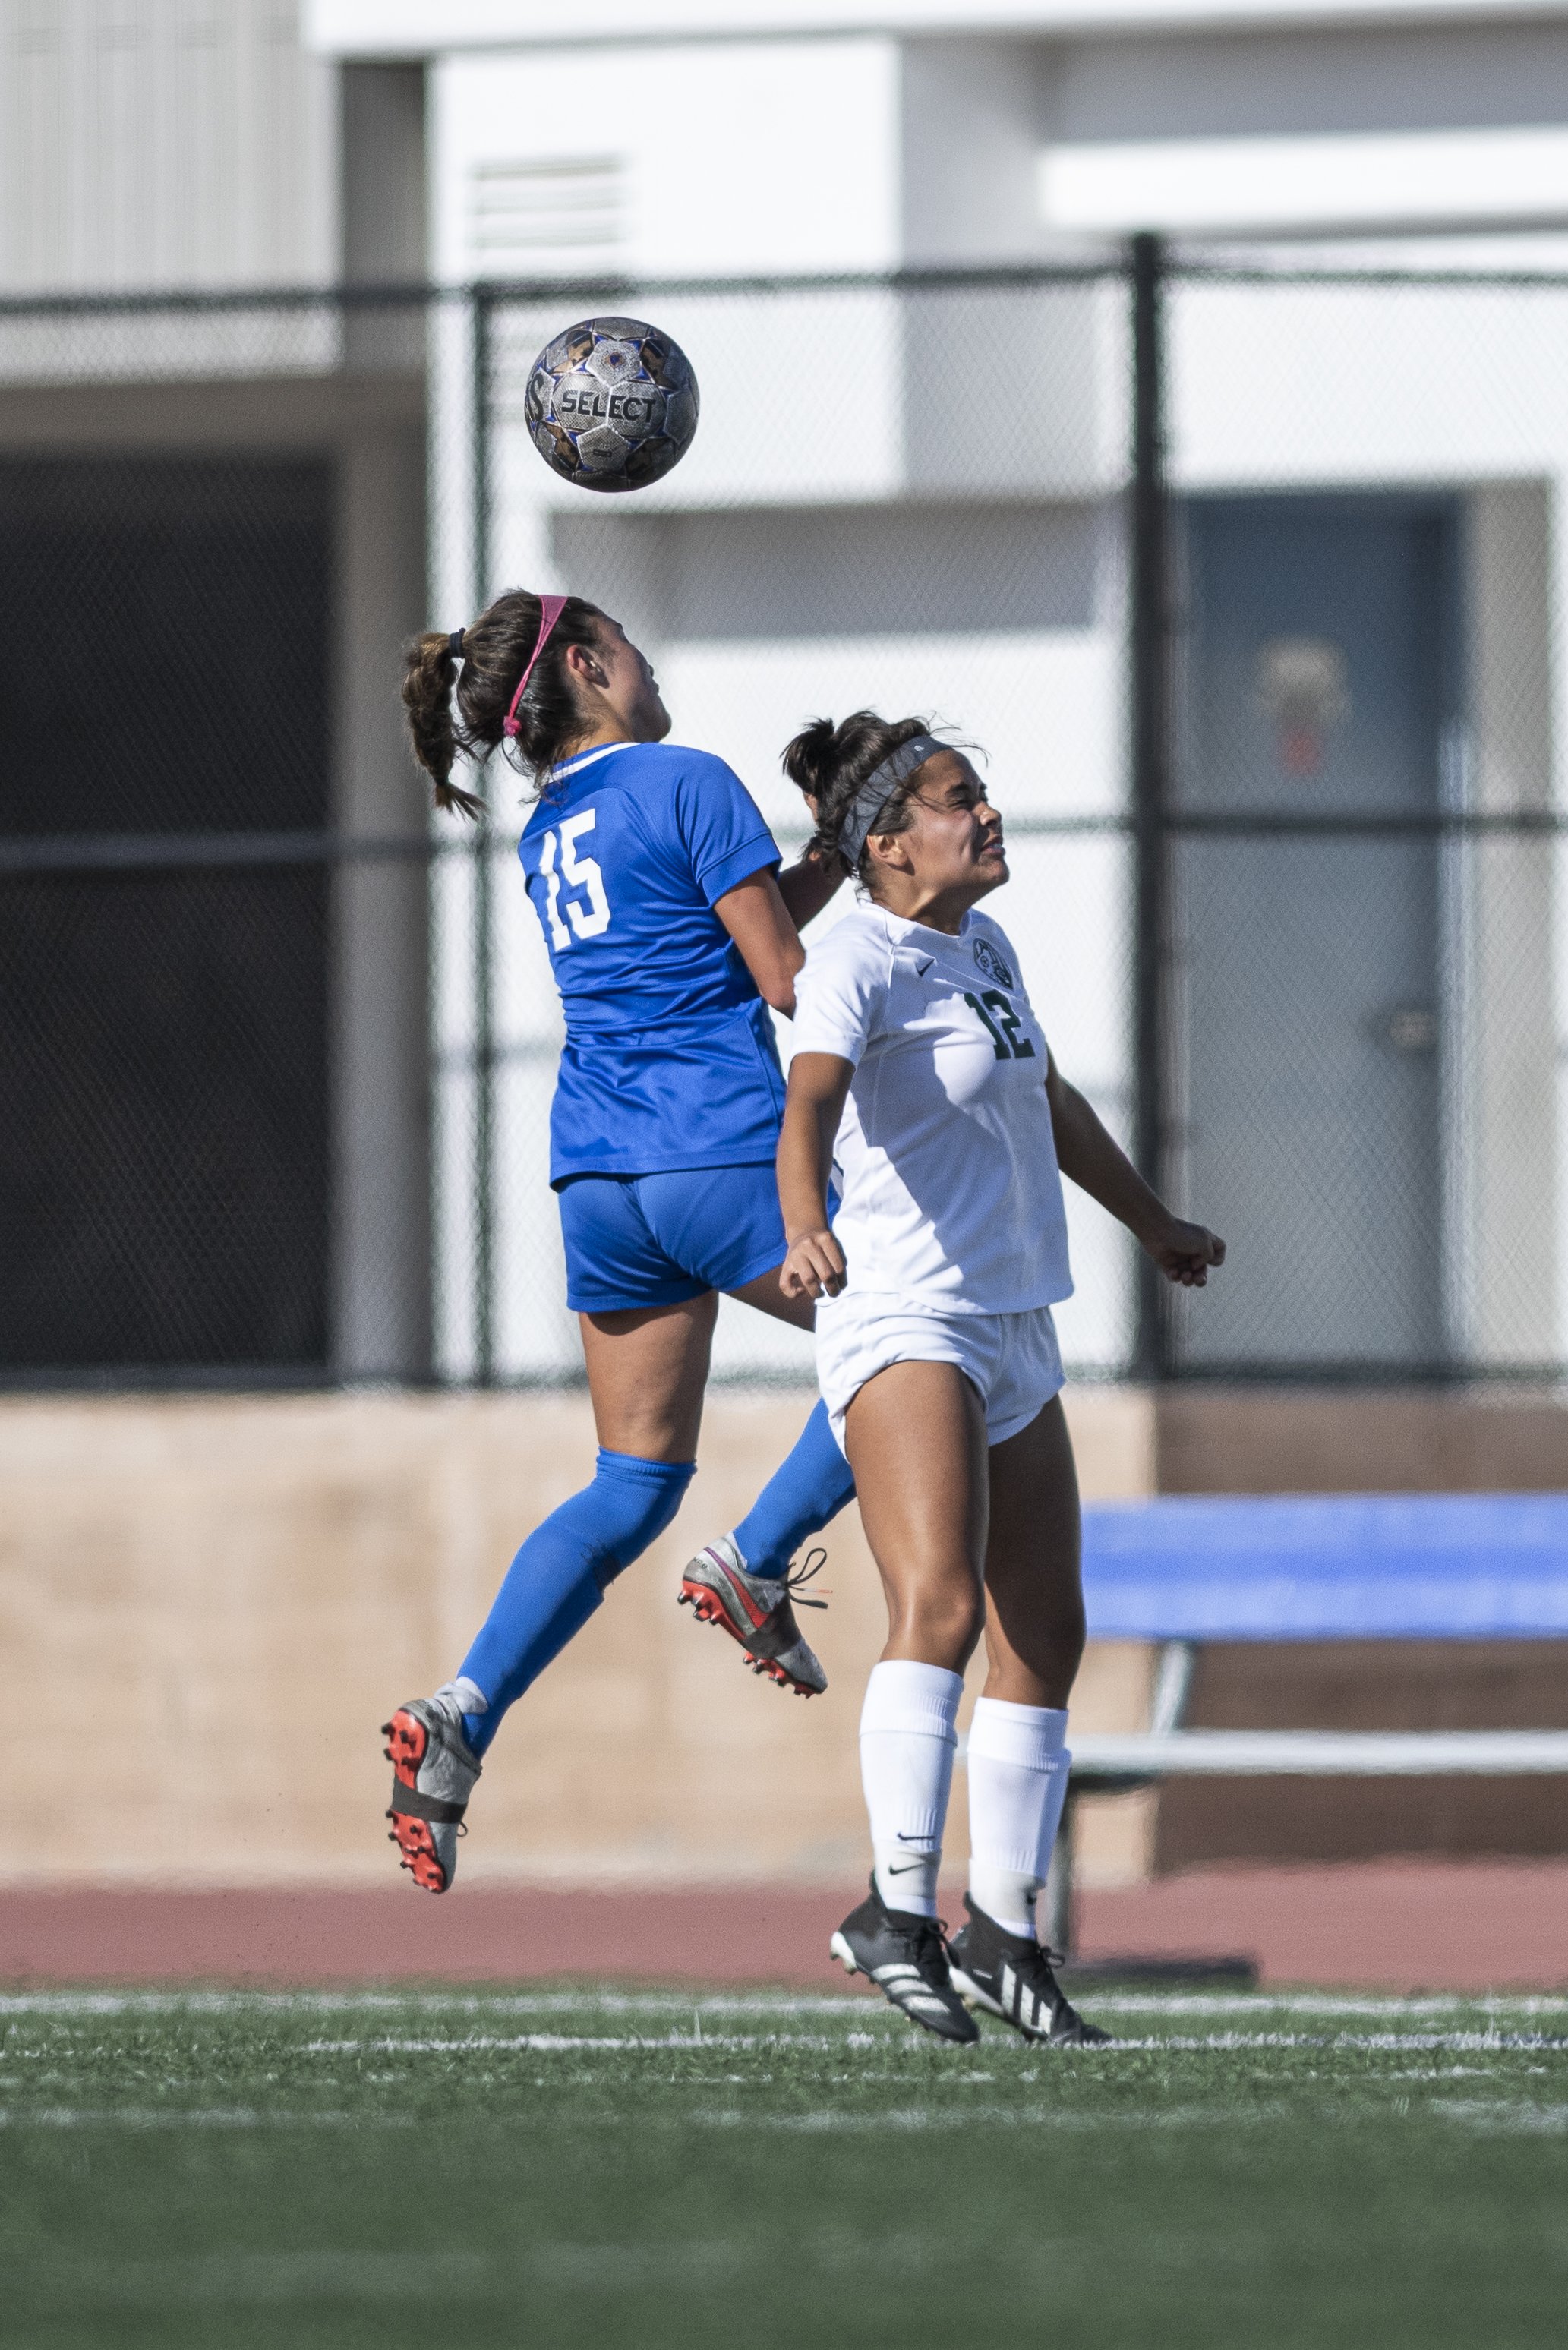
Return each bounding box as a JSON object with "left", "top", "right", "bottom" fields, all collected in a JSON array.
[
  {"left": 1176, "top": 494, "right": 1458, "bottom": 1374},
  {"left": 0, "top": 456, "right": 332, "bottom": 1376}
]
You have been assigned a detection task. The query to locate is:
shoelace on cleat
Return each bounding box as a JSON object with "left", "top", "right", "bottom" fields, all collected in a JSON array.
[
  {"left": 781, "top": 1547, "right": 829, "bottom": 1611},
  {"left": 1001, "top": 1938, "right": 1074, "bottom": 2014},
  {"left": 909, "top": 1915, "right": 957, "bottom": 1993}
]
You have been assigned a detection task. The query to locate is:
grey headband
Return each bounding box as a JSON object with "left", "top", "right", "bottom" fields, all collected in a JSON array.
[{"left": 838, "top": 734, "right": 944, "bottom": 869}]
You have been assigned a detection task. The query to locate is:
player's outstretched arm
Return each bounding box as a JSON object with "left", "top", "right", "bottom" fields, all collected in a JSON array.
[
  {"left": 1045, "top": 1053, "right": 1226, "bottom": 1289},
  {"left": 775, "top": 845, "right": 845, "bottom": 933},
  {"left": 778, "top": 1052, "right": 853, "bottom": 1300}
]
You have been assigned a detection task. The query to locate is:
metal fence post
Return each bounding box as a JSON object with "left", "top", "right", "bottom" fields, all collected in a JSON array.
[
  {"left": 1130, "top": 232, "right": 1172, "bottom": 1385},
  {"left": 472, "top": 285, "right": 496, "bottom": 1385}
]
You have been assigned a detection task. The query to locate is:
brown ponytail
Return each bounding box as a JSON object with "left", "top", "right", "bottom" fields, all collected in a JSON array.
[
  {"left": 401, "top": 589, "right": 605, "bottom": 818},
  {"left": 782, "top": 711, "right": 945, "bottom": 886}
]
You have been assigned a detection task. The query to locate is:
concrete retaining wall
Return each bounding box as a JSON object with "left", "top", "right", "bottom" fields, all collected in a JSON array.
[
  {"left": 0, "top": 1387, "right": 1156, "bottom": 1891},
  {"left": 8, "top": 1383, "right": 1564, "bottom": 1894}
]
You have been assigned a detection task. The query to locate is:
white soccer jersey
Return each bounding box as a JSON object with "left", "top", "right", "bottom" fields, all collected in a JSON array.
[{"left": 790, "top": 901, "right": 1074, "bottom": 1314}]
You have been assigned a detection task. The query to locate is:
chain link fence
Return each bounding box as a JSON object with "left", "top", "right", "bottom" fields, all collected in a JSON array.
[{"left": 0, "top": 258, "right": 1563, "bottom": 1389}]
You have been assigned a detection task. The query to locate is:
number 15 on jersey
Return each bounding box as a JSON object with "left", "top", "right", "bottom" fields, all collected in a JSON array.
[{"left": 539, "top": 809, "right": 613, "bottom": 948}]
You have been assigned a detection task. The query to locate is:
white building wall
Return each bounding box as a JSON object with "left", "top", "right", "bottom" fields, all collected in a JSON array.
[
  {"left": 427, "top": 33, "right": 1137, "bottom": 1381},
  {"left": 898, "top": 36, "right": 1049, "bottom": 263},
  {"left": 431, "top": 37, "right": 901, "bottom": 282},
  {"left": 1037, "top": 20, "right": 1568, "bottom": 237},
  {"left": 0, "top": 0, "right": 336, "bottom": 294},
  {"left": 366, "top": 0, "right": 1568, "bottom": 1377}
]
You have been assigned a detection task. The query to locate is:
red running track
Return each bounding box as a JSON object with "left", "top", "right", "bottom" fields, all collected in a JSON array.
[{"left": 0, "top": 1863, "right": 1563, "bottom": 1992}]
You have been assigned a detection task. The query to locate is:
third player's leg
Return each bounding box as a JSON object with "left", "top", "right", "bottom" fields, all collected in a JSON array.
[
  {"left": 843, "top": 1359, "right": 991, "bottom": 1670},
  {"left": 980, "top": 1394, "right": 1086, "bottom": 1709},
  {"left": 679, "top": 1257, "right": 850, "bottom": 1705}
]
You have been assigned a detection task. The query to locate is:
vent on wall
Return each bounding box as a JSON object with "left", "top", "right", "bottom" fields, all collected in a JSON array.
[{"left": 468, "top": 156, "right": 626, "bottom": 276}]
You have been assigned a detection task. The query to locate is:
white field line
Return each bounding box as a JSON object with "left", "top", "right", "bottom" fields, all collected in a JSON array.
[
  {"left": 301, "top": 2033, "right": 881, "bottom": 2054},
  {"left": 49, "top": 2251, "right": 496, "bottom": 2304},
  {"left": 696, "top": 2104, "right": 1289, "bottom": 2132},
  {"left": 27, "top": 2017, "right": 1559, "bottom": 2057},
  {"left": 0, "top": 2108, "right": 405, "bottom": 2130},
  {"left": 1074, "top": 1993, "right": 1568, "bottom": 2019},
  {"left": 0, "top": 2104, "right": 1292, "bottom": 2136},
  {"left": 291, "top": 2030, "right": 1568, "bottom": 2055},
  {"left": 12, "top": 2020, "right": 1560, "bottom": 2058},
  {"left": 0, "top": 1991, "right": 872, "bottom": 2019},
  {"left": 1433, "top": 2100, "right": 1568, "bottom": 2134},
  {"left": 39, "top": 2244, "right": 875, "bottom": 2302},
  {"left": 4, "top": 1988, "right": 1566, "bottom": 2021},
  {"left": 1087, "top": 2033, "right": 1568, "bottom": 2052},
  {"left": 696, "top": 2097, "right": 1568, "bottom": 2134},
  {"left": 4, "top": 2086, "right": 1561, "bottom": 2133}
]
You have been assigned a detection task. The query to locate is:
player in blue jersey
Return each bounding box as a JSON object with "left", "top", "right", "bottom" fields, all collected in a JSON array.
[{"left": 383, "top": 589, "right": 857, "bottom": 1891}]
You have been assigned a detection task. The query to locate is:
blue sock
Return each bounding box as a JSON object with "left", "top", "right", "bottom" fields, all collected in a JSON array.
[
  {"left": 456, "top": 1449, "right": 695, "bottom": 1755},
  {"left": 730, "top": 1398, "right": 856, "bottom": 1580}
]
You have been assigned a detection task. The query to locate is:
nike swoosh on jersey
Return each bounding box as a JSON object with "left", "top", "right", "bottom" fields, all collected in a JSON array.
[{"left": 915, "top": 957, "right": 934, "bottom": 976}]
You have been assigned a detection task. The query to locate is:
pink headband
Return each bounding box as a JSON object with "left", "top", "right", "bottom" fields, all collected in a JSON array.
[{"left": 502, "top": 595, "right": 569, "bottom": 739}]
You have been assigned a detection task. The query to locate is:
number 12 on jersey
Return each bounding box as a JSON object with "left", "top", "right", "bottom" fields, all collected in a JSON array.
[
  {"left": 539, "top": 809, "right": 612, "bottom": 948},
  {"left": 965, "top": 988, "right": 1036, "bottom": 1061}
]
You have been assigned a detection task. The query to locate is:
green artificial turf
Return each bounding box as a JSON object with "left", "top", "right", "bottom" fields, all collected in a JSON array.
[{"left": 2, "top": 1984, "right": 1565, "bottom": 2348}]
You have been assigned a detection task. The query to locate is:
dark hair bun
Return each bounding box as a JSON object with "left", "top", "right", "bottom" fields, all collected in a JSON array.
[
  {"left": 781, "top": 711, "right": 942, "bottom": 879},
  {"left": 780, "top": 715, "right": 842, "bottom": 803}
]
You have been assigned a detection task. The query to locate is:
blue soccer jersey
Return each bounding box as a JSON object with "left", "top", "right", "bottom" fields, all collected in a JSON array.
[{"left": 519, "top": 740, "right": 787, "bottom": 1184}]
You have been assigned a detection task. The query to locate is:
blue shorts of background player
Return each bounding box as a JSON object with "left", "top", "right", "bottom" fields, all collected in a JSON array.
[{"left": 559, "top": 1161, "right": 787, "bottom": 1311}]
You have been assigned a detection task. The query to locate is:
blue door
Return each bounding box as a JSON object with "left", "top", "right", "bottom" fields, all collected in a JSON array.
[{"left": 1176, "top": 495, "right": 1456, "bottom": 1372}]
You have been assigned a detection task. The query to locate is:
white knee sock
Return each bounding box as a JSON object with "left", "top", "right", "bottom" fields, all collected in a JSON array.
[
  {"left": 860, "top": 1660, "right": 964, "bottom": 1920},
  {"left": 966, "top": 1697, "right": 1071, "bottom": 1939}
]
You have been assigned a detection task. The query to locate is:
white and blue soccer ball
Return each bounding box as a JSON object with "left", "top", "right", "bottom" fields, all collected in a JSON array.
[{"left": 525, "top": 315, "right": 699, "bottom": 493}]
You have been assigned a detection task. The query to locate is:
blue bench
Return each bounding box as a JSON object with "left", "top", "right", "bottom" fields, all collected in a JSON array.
[{"left": 1046, "top": 1494, "right": 1568, "bottom": 1951}]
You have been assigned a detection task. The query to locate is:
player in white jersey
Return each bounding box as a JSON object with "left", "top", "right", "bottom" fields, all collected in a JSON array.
[{"left": 778, "top": 713, "right": 1225, "bottom": 2046}]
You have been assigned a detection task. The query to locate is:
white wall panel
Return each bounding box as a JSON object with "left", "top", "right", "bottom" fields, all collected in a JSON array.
[
  {"left": 434, "top": 39, "right": 900, "bottom": 282},
  {"left": 309, "top": 0, "right": 1568, "bottom": 55},
  {"left": 0, "top": 0, "right": 336, "bottom": 293},
  {"left": 1172, "top": 281, "right": 1568, "bottom": 490},
  {"left": 657, "top": 628, "right": 1122, "bottom": 835}
]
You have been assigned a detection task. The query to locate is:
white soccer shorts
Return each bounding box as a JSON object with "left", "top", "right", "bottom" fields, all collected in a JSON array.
[{"left": 816, "top": 1294, "right": 1064, "bottom": 1453}]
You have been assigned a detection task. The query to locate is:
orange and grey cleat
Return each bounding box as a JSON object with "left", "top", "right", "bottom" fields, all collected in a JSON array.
[
  {"left": 678, "top": 1535, "right": 828, "bottom": 1697},
  {"left": 381, "top": 1699, "right": 482, "bottom": 1894}
]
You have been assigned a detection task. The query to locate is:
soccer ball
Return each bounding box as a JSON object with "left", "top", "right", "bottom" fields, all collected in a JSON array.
[{"left": 525, "top": 315, "right": 699, "bottom": 493}]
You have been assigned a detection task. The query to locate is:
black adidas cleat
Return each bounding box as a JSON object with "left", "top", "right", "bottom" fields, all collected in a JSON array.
[
  {"left": 829, "top": 1876, "right": 979, "bottom": 2045},
  {"left": 946, "top": 1896, "right": 1112, "bottom": 2047}
]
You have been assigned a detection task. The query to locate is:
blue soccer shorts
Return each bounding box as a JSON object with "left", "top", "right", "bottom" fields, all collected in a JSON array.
[{"left": 557, "top": 1162, "right": 788, "bottom": 1314}]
